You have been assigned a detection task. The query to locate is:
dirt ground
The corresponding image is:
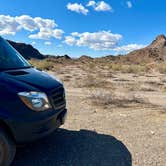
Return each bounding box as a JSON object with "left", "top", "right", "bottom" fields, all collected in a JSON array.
[{"left": 13, "top": 64, "right": 166, "bottom": 166}]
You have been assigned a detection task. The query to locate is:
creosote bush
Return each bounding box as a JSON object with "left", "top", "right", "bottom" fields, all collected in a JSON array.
[
  {"left": 108, "top": 63, "right": 150, "bottom": 73},
  {"left": 29, "top": 59, "right": 55, "bottom": 71},
  {"left": 157, "top": 62, "right": 166, "bottom": 74},
  {"left": 90, "top": 90, "right": 150, "bottom": 108}
]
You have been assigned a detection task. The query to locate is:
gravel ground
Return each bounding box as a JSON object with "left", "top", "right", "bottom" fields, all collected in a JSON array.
[{"left": 12, "top": 68, "right": 166, "bottom": 166}]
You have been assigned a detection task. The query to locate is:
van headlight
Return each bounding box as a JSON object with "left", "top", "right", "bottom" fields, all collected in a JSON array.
[{"left": 18, "top": 92, "right": 52, "bottom": 111}]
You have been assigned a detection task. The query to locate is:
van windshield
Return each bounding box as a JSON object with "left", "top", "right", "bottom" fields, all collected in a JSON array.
[{"left": 0, "top": 37, "right": 31, "bottom": 71}]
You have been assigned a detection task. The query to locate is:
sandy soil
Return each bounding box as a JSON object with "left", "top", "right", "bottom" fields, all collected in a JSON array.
[{"left": 13, "top": 64, "right": 166, "bottom": 166}]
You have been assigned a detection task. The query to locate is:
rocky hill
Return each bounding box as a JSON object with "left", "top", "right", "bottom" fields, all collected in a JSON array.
[
  {"left": 77, "top": 34, "right": 166, "bottom": 64},
  {"left": 7, "top": 40, "right": 72, "bottom": 60},
  {"left": 121, "top": 34, "right": 166, "bottom": 64},
  {"left": 7, "top": 34, "right": 166, "bottom": 63},
  {"left": 8, "top": 40, "right": 44, "bottom": 60}
]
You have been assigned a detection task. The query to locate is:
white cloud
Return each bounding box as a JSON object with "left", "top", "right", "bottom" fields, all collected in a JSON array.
[
  {"left": 64, "top": 36, "right": 77, "bottom": 45},
  {"left": 33, "top": 17, "right": 57, "bottom": 29},
  {"left": 86, "top": 1, "right": 113, "bottom": 12},
  {"left": 67, "top": 3, "right": 88, "bottom": 15},
  {"left": 64, "top": 30, "right": 145, "bottom": 53},
  {"left": 71, "top": 32, "right": 81, "bottom": 37},
  {"left": 15, "top": 15, "right": 57, "bottom": 31},
  {"left": 29, "top": 29, "right": 50, "bottom": 40},
  {"left": 44, "top": 41, "right": 52, "bottom": 45},
  {"left": 114, "top": 44, "right": 145, "bottom": 53},
  {"left": 0, "top": 14, "right": 64, "bottom": 40},
  {"left": 29, "top": 28, "right": 64, "bottom": 40},
  {"left": 53, "top": 29, "right": 64, "bottom": 39},
  {"left": 15, "top": 15, "right": 37, "bottom": 31},
  {"left": 0, "top": 15, "right": 20, "bottom": 35},
  {"left": 31, "top": 41, "right": 36, "bottom": 45},
  {"left": 126, "top": 1, "right": 132, "bottom": 8},
  {"left": 87, "top": 1, "right": 96, "bottom": 7},
  {"left": 95, "top": 1, "right": 112, "bottom": 11},
  {"left": 64, "top": 31, "right": 122, "bottom": 50}
]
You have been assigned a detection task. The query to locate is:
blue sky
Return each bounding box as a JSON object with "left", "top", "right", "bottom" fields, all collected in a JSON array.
[{"left": 0, "top": 0, "right": 166, "bottom": 57}]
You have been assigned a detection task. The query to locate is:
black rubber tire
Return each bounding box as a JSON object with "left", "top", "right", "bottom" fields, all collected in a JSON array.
[{"left": 0, "top": 128, "right": 16, "bottom": 166}]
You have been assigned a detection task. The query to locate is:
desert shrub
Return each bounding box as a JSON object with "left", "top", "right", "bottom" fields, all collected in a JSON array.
[
  {"left": 89, "top": 90, "right": 150, "bottom": 108},
  {"left": 123, "top": 65, "right": 148, "bottom": 73},
  {"left": 89, "top": 90, "right": 115, "bottom": 106},
  {"left": 139, "top": 85, "right": 157, "bottom": 91},
  {"left": 80, "top": 62, "right": 100, "bottom": 73},
  {"left": 108, "top": 63, "right": 149, "bottom": 73},
  {"left": 78, "top": 74, "right": 114, "bottom": 89},
  {"left": 160, "top": 85, "right": 166, "bottom": 92},
  {"left": 157, "top": 63, "right": 166, "bottom": 74},
  {"left": 29, "top": 59, "right": 55, "bottom": 70},
  {"left": 109, "top": 63, "right": 123, "bottom": 71},
  {"left": 88, "top": 62, "right": 96, "bottom": 70}
]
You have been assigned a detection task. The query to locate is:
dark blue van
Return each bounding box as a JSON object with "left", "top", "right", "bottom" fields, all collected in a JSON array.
[{"left": 0, "top": 36, "right": 67, "bottom": 165}]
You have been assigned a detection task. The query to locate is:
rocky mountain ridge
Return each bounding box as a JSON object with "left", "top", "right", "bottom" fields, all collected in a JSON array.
[{"left": 7, "top": 34, "right": 166, "bottom": 64}]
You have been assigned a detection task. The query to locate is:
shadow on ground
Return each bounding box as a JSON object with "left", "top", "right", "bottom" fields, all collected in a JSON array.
[{"left": 12, "top": 129, "right": 132, "bottom": 166}]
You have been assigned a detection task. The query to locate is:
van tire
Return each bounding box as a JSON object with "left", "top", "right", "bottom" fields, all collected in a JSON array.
[{"left": 0, "top": 127, "right": 16, "bottom": 166}]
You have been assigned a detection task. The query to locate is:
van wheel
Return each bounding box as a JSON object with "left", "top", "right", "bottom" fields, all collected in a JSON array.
[{"left": 0, "top": 128, "right": 16, "bottom": 166}]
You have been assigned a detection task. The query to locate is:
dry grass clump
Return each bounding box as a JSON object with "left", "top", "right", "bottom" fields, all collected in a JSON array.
[
  {"left": 29, "top": 59, "right": 55, "bottom": 70},
  {"left": 77, "top": 74, "right": 113, "bottom": 89},
  {"left": 29, "top": 58, "right": 63, "bottom": 71},
  {"left": 139, "top": 85, "right": 157, "bottom": 92},
  {"left": 160, "top": 84, "right": 166, "bottom": 92},
  {"left": 61, "top": 75, "right": 73, "bottom": 82},
  {"left": 89, "top": 90, "right": 115, "bottom": 106},
  {"left": 123, "top": 65, "right": 149, "bottom": 73},
  {"left": 78, "top": 57, "right": 166, "bottom": 75},
  {"left": 125, "top": 83, "right": 141, "bottom": 91},
  {"left": 90, "top": 90, "right": 150, "bottom": 108},
  {"left": 79, "top": 61, "right": 97, "bottom": 72},
  {"left": 156, "top": 62, "right": 166, "bottom": 74},
  {"left": 108, "top": 63, "right": 150, "bottom": 73}
]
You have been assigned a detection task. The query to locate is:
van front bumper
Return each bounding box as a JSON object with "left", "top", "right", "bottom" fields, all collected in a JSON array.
[{"left": 6, "top": 109, "right": 67, "bottom": 144}]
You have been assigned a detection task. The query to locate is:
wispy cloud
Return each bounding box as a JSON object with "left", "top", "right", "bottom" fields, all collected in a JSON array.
[
  {"left": 44, "top": 41, "right": 52, "bottom": 45},
  {"left": 31, "top": 41, "right": 36, "bottom": 45},
  {"left": 67, "top": 3, "right": 89, "bottom": 15},
  {"left": 113, "top": 44, "right": 145, "bottom": 53},
  {"left": 126, "top": 1, "right": 132, "bottom": 8}
]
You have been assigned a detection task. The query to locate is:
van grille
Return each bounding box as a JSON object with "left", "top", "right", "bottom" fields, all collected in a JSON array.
[{"left": 50, "top": 86, "right": 66, "bottom": 110}]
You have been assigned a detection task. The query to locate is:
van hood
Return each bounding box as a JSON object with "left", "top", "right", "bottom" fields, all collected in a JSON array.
[{"left": 3, "top": 68, "right": 62, "bottom": 92}]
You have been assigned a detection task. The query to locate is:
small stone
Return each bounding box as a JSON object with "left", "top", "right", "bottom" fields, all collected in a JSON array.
[{"left": 150, "top": 131, "right": 155, "bottom": 135}]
